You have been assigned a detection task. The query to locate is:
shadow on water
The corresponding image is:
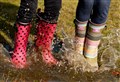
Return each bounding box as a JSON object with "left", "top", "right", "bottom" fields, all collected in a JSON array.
[{"left": 0, "top": 1, "right": 120, "bottom": 82}]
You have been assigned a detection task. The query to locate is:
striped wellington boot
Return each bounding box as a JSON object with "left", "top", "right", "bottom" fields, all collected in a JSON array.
[
  {"left": 11, "top": 23, "right": 31, "bottom": 68},
  {"left": 36, "top": 20, "right": 58, "bottom": 65},
  {"left": 74, "top": 19, "right": 87, "bottom": 55},
  {"left": 84, "top": 22, "right": 105, "bottom": 69}
]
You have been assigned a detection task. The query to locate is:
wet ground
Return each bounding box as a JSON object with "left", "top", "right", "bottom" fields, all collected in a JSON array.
[
  {"left": 0, "top": 0, "right": 120, "bottom": 81},
  {"left": 0, "top": 29, "right": 120, "bottom": 82}
]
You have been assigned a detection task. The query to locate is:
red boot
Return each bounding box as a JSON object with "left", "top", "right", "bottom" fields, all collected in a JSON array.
[
  {"left": 11, "top": 23, "right": 31, "bottom": 68},
  {"left": 36, "top": 20, "right": 58, "bottom": 65}
]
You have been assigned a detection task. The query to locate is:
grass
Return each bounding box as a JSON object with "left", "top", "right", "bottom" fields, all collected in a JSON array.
[{"left": 0, "top": 0, "right": 120, "bottom": 43}]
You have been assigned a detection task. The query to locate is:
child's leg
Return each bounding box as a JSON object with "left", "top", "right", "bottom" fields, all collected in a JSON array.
[
  {"left": 74, "top": 19, "right": 87, "bottom": 54},
  {"left": 74, "top": 0, "right": 94, "bottom": 54},
  {"left": 84, "top": 22, "right": 105, "bottom": 67},
  {"left": 17, "top": 0, "right": 38, "bottom": 23},
  {"left": 84, "top": 0, "right": 111, "bottom": 67},
  {"left": 91, "top": 0, "right": 111, "bottom": 24},
  {"left": 11, "top": 0, "right": 38, "bottom": 68},
  {"left": 36, "top": 0, "right": 61, "bottom": 65},
  {"left": 76, "top": 0, "right": 94, "bottom": 22}
]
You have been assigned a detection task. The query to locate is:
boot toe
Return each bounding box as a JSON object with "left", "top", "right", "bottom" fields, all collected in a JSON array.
[{"left": 42, "top": 49, "right": 58, "bottom": 66}]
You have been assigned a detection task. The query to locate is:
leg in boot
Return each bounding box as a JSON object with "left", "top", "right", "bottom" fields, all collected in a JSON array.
[
  {"left": 11, "top": 0, "right": 37, "bottom": 68},
  {"left": 35, "top": 0, "right": 61, "bottom": 65},
  {"left": 74, "top": 0, "right": 94, "bottom": 55},
  {"left": 84, "top": 0, "right": 110, "bottom": 69},
  {"left": 11, "top": 23, "right": 31, "bottom": 68},
  {"left": 36, "top": 20, "right": 58, "bottom": 65},
  {"left": 74, "top": 19, "right": 87, "bottom": 54},
  {"left": 84, "top": 22, "right": 105, "bottom": 69}
]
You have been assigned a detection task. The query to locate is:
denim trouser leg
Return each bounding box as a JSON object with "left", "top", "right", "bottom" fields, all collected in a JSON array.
[
  {"left": 44, "top": 0, "right": 62, "bottom": 22},
  {"left": 76, "top": 0, "right": 111, "bottom": 24},
  {"left": 91, "top": 0, "right": 111, "bottom": 24},
  {"left": 76, "top": 0, "right": 94, "bottom": 22},
  {"left": 17, "top": 0, "right": 38, "bottom": 23},
  {"left": 17, "top": 0, "right": 61, "bottom": 23}
]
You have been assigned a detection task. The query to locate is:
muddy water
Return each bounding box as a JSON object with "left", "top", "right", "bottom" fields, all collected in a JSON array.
[{"left": 0, "top": 29, "right": 120, "bottom": 82}]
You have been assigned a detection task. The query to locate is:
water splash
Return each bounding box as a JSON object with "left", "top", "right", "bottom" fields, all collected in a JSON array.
[
  {"left": 99, "top": 29, "right": 120, "bottom": 70},
  {"left": 58, "top": 28, "right": 120, "bottom": 72},
  {"left": 0, "top": 28, "right": 120, "bottom": 81}
]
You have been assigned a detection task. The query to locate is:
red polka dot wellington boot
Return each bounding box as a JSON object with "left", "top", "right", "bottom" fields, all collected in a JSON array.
[
  {"left": 36, "top": 20, "right": 58, "bottom": 66},
  {"left": 11, "top": 23, "right": 31, "bottom": 69}
]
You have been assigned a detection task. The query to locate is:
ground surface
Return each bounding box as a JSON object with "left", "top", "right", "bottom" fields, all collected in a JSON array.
[{"left": 0, "top": 0, "right": 120, "bottom": 82}]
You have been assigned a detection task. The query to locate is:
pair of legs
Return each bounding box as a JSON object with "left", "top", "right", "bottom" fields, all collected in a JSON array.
[
  {"left": 11, "top": 0, "right": 61, "bottom": 68},
  {"left": 74, "top": 0, "right": 111, "bottom": 68}
]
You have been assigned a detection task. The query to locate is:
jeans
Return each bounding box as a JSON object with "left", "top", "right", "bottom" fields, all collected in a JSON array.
[
  {"left": 16, "top": 0, "right": 62, "bottom": 23},
  {"left": 76, "top": 0, "right": 111, "bottom": 24}
]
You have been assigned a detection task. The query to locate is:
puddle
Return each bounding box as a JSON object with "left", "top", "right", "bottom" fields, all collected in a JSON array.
[{"left": 0, "top": 29, "right": 120, "bottom": 82}]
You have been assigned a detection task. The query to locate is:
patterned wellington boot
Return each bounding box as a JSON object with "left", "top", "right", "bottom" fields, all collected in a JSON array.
[
  {"left": 84, "top": 22, "right": 105, "bottom": 70},
  {"left": 11, "top": 23, "right": 31, "bottom": 68},
  {"left": 74, "top": 19, "right": 87, "bottom": 54},
  {"left": 36, "top": 20, "right": 58, "bottom": 65}
]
